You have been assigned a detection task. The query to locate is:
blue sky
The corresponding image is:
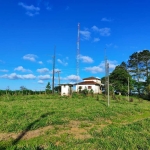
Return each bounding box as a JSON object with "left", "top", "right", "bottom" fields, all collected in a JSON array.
[{"left": 0, "top": 0, "right": 150, "bottom": 91}]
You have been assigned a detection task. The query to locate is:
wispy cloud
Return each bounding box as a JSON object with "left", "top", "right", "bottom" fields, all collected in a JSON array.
[
  {"left": 38, "top": 75, "right": 51, "bottom": 80},
  {"left": 79, "top": 55, "right": 94, "bottom": 63},
  {"left": 0, "top": 73, "right": 36, "bottom": 80},
  {"left": 0, "top": 69, "right": 9, "bottom": 72},
  {"left": 101, "top": 17, "right": 112, "bottom": 22},
  {"left": 99, "top": 60, "right": 118, "bottom": 70},
  {"left": 93, "top": 38, "right": 100, "bottom": 42},
  {"left": 92, "top": 26, "right": 111, "bottom": 36},
  {"left": 37, "top": 68, "right": 49, "bottom": 73},
  {"left": 14, "top": 66, "right": 31, "bottom": 72},
  {"left": 106, "top": 43, "right": 118, "bottom": 48},
  {"left": 65, "top": 75, "right": 80, "bottom": 82},
  {"left": 38, "top": 61, "right": 43, "bottom": 64},
  {"left": 38, "top": 80, "right": 44, "bottom": 84},
  {"left": 26, "top": 11, "right": 39, "bottom": 17},
  {"left": 23, "top": 54, "right": 38, "bottom": 62},
  {"left": 84, "top": 60, "right": 118, "bottom": 74},
  {"left": 84, "top": 66, "right": 103, "bottom": 74},
  {"left": 80, "top": 30, "right": 91, "bottom": 40},
  {"left": 18, "top": 2, "right": 40, "bottom": 16},
  {"left": 57, "top": 59, "right": 68, "bottom": 66}
]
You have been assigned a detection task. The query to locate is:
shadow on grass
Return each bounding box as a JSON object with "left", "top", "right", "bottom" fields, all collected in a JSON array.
[{"left": 12, "top": 112, "right": 55, "bottom": 145}]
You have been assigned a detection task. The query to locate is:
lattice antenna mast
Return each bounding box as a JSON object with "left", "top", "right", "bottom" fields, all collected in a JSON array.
[
  {"left": 52, "top": 46, "right": 56, "bottom": 94},
  {"left": 77, "top": 23, "right": 80, "bottom": 84},
  {"left": 104, "top": 48, "right": 107, "bottom": 95}
]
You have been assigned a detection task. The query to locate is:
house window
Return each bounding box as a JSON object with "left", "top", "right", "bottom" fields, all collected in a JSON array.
[{"left": 88, "top": 86, "right": 92, "bottom": 89}]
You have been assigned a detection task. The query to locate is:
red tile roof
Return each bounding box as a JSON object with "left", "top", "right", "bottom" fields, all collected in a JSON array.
[
  {"left": 83, "top": 76, "right": 101, "bottom": 80},
  {"left": 76, "top": 81, "right": 100, "bottom": 85}
]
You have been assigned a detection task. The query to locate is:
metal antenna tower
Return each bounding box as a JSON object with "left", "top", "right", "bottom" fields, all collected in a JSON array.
[
  {"left": 76, "top": 23, "right": 80, "bottom": 86},
  {"left": 104, "top": 48, "right": 107, "bottom": 95},
  {"left": 107, "top": 62, "right": 110, "bottom": 106},
  {"left": 52, "top": 46, "right": 56, "bottom": 94}
]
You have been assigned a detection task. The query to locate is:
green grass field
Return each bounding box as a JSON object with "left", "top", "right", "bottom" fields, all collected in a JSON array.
[{"left": 0, "top": 94, "right": 150, "bottom": 150}]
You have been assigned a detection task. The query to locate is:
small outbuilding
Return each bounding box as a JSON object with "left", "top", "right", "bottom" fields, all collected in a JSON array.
[{"left": 60, "top": 84, "right": 73, "bottom": 96}]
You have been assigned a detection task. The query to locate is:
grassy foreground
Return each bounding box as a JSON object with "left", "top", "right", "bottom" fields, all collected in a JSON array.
[{"left": 0, "top": 94, "right": 150, "bottom": 150}]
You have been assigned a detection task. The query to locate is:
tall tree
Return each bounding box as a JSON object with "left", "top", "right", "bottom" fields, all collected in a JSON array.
[
  {"left": 139, "top": 50, "right": 150, "bottom": 81},
  {"left": 20, "top": 86, "right": 27, "bottom": 91},
  {"left": 46, "top": 82, "right": 51, "bottom": 94},
  {"left": 128, "top": 52, "right": 140, "bottom": 80},
  {"left": 109, "top": 62, "right": 133, "bottom": 95},
  {"left": 128, "top": 50, "right": 150, "bottom": 95}
]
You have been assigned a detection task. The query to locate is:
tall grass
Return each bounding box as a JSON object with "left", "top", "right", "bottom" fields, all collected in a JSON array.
[{"left": 0, "top": 94, "right": 149, "bottom": 149}]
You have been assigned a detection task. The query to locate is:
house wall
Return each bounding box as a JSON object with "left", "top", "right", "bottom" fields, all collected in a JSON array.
[
  {"left": 76, "top": 84, "right": 101, "bottom": 93},
  {"left": 61, "top": 85, "right": 71, "bottom": 96}
]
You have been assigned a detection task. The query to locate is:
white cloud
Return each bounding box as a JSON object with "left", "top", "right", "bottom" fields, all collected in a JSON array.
[
  {"left": 99, "top": 28, "right": 111, "bottom": 36},
  {"left": 79, "top": 55, "right": 94, "bottom": 63},
  {"left": 37, "top": 68, "right": 49, "bottom": 73},
  {"left": 0, "top": 69, "right": 9, "bottom": 72},
  {"left": 23, "top": 54, "right": 38, "bottom": 62},
  {"left": 38, "top": 61, "right": 43, "bottom": 64},
  {"left": 108, "top": 60, "right": 118, "bottom": 69},
  {"left": 18, "top": 2, "right": 40, "bottom": 16},
  {"left": 57, "top": 59, "right": 68, "bottom": 66},
  {"left": 99, "top": 60, "right": 118, "bottom": 70},
  {"left": 38, "top": 80, "right": 44, "bottom": 84},
  {"left": 101, "top": 18, "right": 112, "bottom": 22},
  {"left": 92, "top": 26, "right": 111, "bottom": 36},
  {"left": 26, "top": 11, "right": 39, "bottom": 17},
  {"left": 80, "top": 30, "right": 91, "bottom": 40},
  {"left": 49, "top": 69, "right": 61, "bottom": 74},
  {"left": 23, "top": 74, "right": 36, "bottom": 79},
  {"left": 18, "top": 2, "right": 40, "bottom": 11},
  {"left": 38, "top": 75, "right": 51, "bottom": 80},
  {"left": 91, "top": 26, "right": 99, "bottom": 32},
  {"left": 54, "top": 69, "right": 61, "bottom": 73},
  {"left": 84, "top": 60, "right": 118, "bottom": 74},
  {"left": 93, "top": 38, "right": 100, "bottom": 42},
  {"left": 0, "top": 73, "right": 36, "bottom": 80},
  {"left": 65, "top": 75, "right": 80, "bottom": 82},
  {"left": 84, "top": 66, "right": 103, "bottom": 74},
  {"left": 14, "top": 66, "right": 31, "bottom": 72}
]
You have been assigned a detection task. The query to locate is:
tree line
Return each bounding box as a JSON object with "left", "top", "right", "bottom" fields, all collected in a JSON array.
[{"left": 102, "top": 49, "right": 150, "bottom": 99}]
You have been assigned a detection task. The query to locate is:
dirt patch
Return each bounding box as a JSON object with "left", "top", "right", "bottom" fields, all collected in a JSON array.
[
  {"left": 0, "top": 125, "right": 54, "bottom": 141},
  {"left": 56, "top": 120, "right": 92, "bottom": 139},
  {"left": 0, "top": 119, "right": 110, "bottom": 141},
  {"left": 57, "top": 127, "right": 91, "bottom": 140}
]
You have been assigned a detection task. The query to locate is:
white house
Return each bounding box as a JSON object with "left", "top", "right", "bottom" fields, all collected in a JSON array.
[
  {"left": 75, "top": 77, "right": 103, "bottom": 94},
  {"left": 60, "top": 84, "right": 73, "bottom": 96}
]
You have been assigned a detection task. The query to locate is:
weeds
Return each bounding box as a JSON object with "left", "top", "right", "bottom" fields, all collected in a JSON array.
[{"left": 0, "top": 94, "right": 149, "bottom": 149}]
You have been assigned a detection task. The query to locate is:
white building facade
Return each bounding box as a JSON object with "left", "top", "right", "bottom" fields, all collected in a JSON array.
[
  {"left": 75, "top": 77, "right": 103, "bottom": 94},
  {"left": 60, "top": 84, "right": 73, "bottom": 96}
]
